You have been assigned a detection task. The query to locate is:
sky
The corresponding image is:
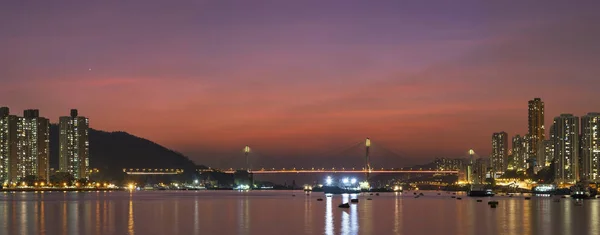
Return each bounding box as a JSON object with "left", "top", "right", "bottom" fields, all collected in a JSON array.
[{"left": 1, "top": 0, "right": 600, "bottom": 168}]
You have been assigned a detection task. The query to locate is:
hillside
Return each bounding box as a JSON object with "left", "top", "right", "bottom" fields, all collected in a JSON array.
[{"left": 49, "top": 125, "right": 204, "bottom": 179}]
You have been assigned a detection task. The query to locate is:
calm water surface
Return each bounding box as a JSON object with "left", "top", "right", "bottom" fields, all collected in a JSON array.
[{"left": 0, "top": 191, "right": 598, "bottom": 235}]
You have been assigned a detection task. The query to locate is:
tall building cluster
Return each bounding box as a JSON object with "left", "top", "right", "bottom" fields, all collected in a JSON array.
[
  {"left": 550, "top": 112, "right": 600, "bottom": 184},
  {"left": 490, "top": 97, "right": 600, "bottom": 184},
  {"left": 0, "top": 108, "right": 89, "bottom": 185}
]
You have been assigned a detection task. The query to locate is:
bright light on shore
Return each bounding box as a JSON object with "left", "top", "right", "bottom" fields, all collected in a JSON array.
[{"left": 326, "top": 176, "right": 333, "bottom": 186}]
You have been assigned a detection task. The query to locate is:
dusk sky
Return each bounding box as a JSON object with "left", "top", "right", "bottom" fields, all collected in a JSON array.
[{"left": 2, "top": 0, "right": 600, "bottom": 168}]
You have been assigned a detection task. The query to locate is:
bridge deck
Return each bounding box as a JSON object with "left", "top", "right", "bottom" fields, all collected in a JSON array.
[{"left": 216, "top": 170, "right": 458, "bottom": 174}]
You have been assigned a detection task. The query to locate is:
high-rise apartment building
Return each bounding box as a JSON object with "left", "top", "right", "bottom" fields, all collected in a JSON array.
[
  {"left": 18, "top": 110, "right": 50, "bottom": 181},
  {"left": 581, "top": 113, "right": 600, "bottom": 182},
  {"left": 553, "top": 114, "right": 580, "bottom": 184},
  {"left": 528, "top": 98, "right": 545, "bottom": 157},
  {"left": 434, "top": 158, "right": 463, "bottom": 171},
  {"left": 512, "top": 135, "right": 526, "bottom": 171},
  {"left": 59, "top": 109, "right": 89, "bottom": 179},
  {"left": 491, "top": 132, "right": 508, "bottom": 175},
  {"left": 0, "top": 107, "right": 11, "bottom": 184},
  {"left": 537, "top": 139, "right": 554, "bottom": 168},
  {"left": 0, "top": 108, "right": 49, "bottom": 184}
]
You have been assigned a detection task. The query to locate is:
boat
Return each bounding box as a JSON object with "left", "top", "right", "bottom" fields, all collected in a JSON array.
[
  {"left": 467, "top": 184, "right": 494, "bottom": 197},
  {"left": 532, "top": 184, "right": 556, "bottom": 195},
  {"left": 570, "top": 182, "right": 598, "bottom": 199},
  {"left": 338, "top": 203, "right": 350, "bottom": 208}
]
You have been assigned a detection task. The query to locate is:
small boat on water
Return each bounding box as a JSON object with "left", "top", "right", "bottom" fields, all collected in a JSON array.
[
  {"left": 350, "top": 199, "right": 359, "bottom": 203},
  {"left": 570, "top": 181, "right": 598, "bottom": 199},
  {"left": 467, "top": 184, "right": 494, "bottom": 197},
  {"left": 338, "top": 203, "right": 350, "bottom": 208}
]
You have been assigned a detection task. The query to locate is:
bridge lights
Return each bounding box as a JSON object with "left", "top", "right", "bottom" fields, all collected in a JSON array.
[
  {"left": 350, "top": 178, "right": 357, "bottom": 184},
  {"left": 342, "top": 178, "right": 349, "bottom": 184}
]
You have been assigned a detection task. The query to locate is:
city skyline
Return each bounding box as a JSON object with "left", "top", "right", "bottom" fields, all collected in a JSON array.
[{"left": 2, "top": 1, "right": 600, "bottom": 167}]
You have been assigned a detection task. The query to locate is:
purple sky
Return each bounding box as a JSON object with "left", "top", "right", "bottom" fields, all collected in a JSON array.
[{"left": 1, "top": 0, "right": 600, "bottom": 168}]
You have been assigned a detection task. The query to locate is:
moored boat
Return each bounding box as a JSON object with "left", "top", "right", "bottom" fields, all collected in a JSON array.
[
  {"left": 467, "top": 184, "right": 494, "bottom": 197},
  {"left": 570, "top": 182, "right": 597, "bottom": 199},
  {"left": 532, "top": 184, "right": 556, "bottom": 195}
]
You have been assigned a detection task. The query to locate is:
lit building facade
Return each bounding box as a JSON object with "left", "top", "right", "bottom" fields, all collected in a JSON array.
[
  {"left": 19, "top": 110, "right": 50, "bottom": 181},
  {"left": 473, "top": 157, "right": 490, "bottom": 184},
  {"left": 528, "top": 98, "right": 545, "bottom": 157},
  {"left": 553, "top": 114, "right": 580, "bottom": 184},
  {"left": 512, "top": 135, "right": 526, "bottom": 171},
  {"left": 59, "top": 109, "right": 89, "bottom": 179},
  {"left": 491, "top": 132, "right": 508, "bottom": 175},
  {"left": 581, "top": 112, "right": 600, "bottom": 182},
  {"left": 434, "top": 157, "right": 463, "bottom": 171},
  {"left": 0, "top": 107, "right": 12, "bottom": 184},
  {"left": 537, "top": 139, "right": 554, "bottom": 168},
  {"left": 0, "top": 108, "right": 49, "bottom": 184}
]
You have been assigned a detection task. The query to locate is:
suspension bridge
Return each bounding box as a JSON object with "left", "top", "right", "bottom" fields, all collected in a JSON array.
[{"left": 201, "top": 138, "right": 459, "bottom": 178}]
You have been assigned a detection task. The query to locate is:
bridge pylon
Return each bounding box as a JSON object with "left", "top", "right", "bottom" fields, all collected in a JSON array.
[
  {"left": 365, "top": 137, "right": 372, "bottom": 181},
  {"left": 244, "top": 145, "right": 251, "bottom": 171}
]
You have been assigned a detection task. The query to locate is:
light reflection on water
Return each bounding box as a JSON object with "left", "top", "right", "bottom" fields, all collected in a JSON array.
[{"left": 0, "top": 191, "right": 599, "bottom": 235}]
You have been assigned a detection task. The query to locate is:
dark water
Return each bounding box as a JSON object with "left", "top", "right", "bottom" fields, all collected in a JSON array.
[{"left": 0, "top": 191, "right": 598, "bottom": 235}]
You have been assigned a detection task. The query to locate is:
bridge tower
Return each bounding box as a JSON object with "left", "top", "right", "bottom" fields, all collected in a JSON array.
[
  {"left": 244, "top": 145, "right": 251, "bottom": 171},
  {"left": 365, "top": 138, "right": 372, "bottom": 181}
]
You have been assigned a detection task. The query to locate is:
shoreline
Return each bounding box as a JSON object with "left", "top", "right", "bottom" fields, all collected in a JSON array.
[{"left": 1, "top": 188, "right": 122, "bottom": 192}]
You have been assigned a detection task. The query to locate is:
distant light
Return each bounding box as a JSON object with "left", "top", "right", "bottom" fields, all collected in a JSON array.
[
  {"left": 366, "top": 138, "right": 371, "bottom": 147},
  {"left": 342, "top": 178, "right": 349, "bottom": 184},
  {"left": 326, "top": 176, "right": 333, "bottom": 186},
  {"left": 194, "top": 180, "right": 199, "bottom": 184},
  {"left": 469, "top": 149, "right": 475, "bottom": 155},
  {"left": 350, "top": 178, "right": 357, "bottom": 184}
]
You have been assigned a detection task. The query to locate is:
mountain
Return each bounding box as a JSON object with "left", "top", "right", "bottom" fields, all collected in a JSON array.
[{"left": 49, "top": 125, "right": 204, "bottom": 180}]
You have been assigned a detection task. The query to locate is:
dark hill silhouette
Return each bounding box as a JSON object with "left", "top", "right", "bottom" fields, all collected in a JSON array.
[{"left": 49, "top": 125, "right": 205, "bottom": 180}]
